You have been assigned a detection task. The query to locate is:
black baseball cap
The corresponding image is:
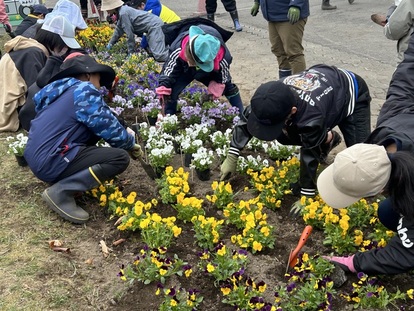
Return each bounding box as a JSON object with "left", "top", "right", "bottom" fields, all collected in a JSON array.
[{"left": 247, "top": 81, "right": 295, "bottom": 141}]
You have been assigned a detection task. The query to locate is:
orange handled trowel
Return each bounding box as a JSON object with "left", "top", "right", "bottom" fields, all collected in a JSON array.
[{"left": 286, "top": 225, "right": 313, "bottom": 273}]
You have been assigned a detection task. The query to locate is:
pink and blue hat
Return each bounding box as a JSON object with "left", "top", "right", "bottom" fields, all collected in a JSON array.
[{"left": 188, "top": 26, "right": 220, "bottom": 72}]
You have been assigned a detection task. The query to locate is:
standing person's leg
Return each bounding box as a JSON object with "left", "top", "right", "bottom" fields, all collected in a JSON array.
[
  {"left": 221, "top": 0, "right": 242, "bottom": 32},
  {"left": 268, "top": 21, "right": 291, "bottom": 79},
  {"left": 92, "top": 0, "right": 105, "bottom": 21},
  {"left": 79, "top": 0, "right": 88, "bottom": 18},
  {"left": 338, "top": 74, "right": 372, "bottom": 147},
  {"left": 278, "top": 19, "right": 307, "bottom": 74},
  {"left": 42, "top": 146, "right": 131, "bottom": 224},
  {"left": 205, "top": 0, "right": 217, "bottom": 21},
  {"left": 321, "top": 0, "right": 337, "bottom": 10},
  {"left": 146, "top": 26, "right": 169, "bottom": 62}
]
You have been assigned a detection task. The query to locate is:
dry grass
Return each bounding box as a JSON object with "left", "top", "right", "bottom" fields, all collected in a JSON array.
[{"left": 0, "top": 132, "right": 131, "bottom": 310}]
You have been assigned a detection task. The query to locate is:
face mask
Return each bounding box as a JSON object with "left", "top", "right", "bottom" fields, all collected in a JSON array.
[{"left": 106, "top": 13, "right": 118, "bottom": 24}]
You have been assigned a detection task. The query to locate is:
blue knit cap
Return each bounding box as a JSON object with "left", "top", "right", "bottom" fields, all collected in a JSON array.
[{"left": 188, "top": 26, "right": 220, "bottom": 72}]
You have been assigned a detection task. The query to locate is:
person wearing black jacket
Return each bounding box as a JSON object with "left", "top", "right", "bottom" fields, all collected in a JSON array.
[
  {"left": 220, "top": 64, "right": 371, "bottom": 210},
  {"left": 156, "top": 22, "right": 243, "bottom": 115},
  {"left": 319, "top": 28, "right": 414, "bottom": 276},
  {"left": 14, "top": 4, "right": 49, "bottom": 36},
  {"left": 18, "top": 49, "right": 86, "bottom": 131}
]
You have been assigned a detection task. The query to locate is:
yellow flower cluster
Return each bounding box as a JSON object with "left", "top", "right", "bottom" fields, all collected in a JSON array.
[
  {"left": 140, "top": 212, "right": 182, "bottom": 248},
  {"left": 174, "top": 195, "right": 205, "bottom": 222},
  {"left": 302, "top": 196, "right": 394, "bottom": 254},
  {"left": 158, "top": 166, "right": 190, "bottom": 204},
  {"left": 206, "top": 180, "right": 234, "bottom": 209},
  {"left": 225, "top": 197, "right": 274, "bottom": 253},
  {"left": 247, "top": 157, "right": 300, "bottom": 209},
  {"left": 76, "top": 24, "right": 117, "bottom": 52},
  {"left": 302, "top": 196, "right": 338, "bottom": 226},
  {"left": 191, "top": 215, "right": 224, "bottom": 250}
]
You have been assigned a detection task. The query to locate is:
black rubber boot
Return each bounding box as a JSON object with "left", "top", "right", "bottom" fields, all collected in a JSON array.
[
  {"left": 321, "top": 0, "right": 337, "bottom": 10},
  {"left": 229, "top": 10, "right": 242, "bottom": 32},
  {"left": 207, "top": 13, "right": 215, "bottom": 21},
  {"left": 279, "top": 69, "right": 292, "bottom": 79},
  {"left": 42, "top": 164, "right": 106, "bottom": 224}
]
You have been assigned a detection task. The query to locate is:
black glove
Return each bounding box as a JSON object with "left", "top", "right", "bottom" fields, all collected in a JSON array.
[
  {"left": 290, "top": 182, "right": 301, "bottom": 197},
  {"left": 3, "top": 23, "right": 15, "bottom": 38}
]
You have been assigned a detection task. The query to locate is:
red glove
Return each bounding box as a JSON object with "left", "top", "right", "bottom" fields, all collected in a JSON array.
[
  {"left": 207, "top": 81, "right": 225, "bottom": 99},
  {"left": 322, "top": 255, "right": 356, "bottom": 273}
]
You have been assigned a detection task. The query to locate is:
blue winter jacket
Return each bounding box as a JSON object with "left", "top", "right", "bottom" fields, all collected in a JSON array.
[
  {"left": 144, "top": 0, "right": 162, "bottom": 16},
  {"left": 259, "top": 0, "right": 310, "bottom": 22},
  {"left": 24, "top": 78, "right": 135, "bottom": 183}
]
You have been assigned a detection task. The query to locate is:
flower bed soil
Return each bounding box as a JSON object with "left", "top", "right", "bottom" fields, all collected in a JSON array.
[{"left": 85, "top": 109, "right": 414, "bottom": 311}]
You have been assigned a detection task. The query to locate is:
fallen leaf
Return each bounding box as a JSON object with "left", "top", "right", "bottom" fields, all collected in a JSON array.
[
  {"left": 100, "top": 240, "right": 112, "bottom": 257},
  {"left": 113, "top": 238, "right": 126, "bottom": 246},
  {"left": 84, "top": 258, "right": 94, "bottom": 265},
  {"left": 114, "top": 216, "right": 125, "bottom": 226},
  {"left": 48, "top": 240, "right": 63, "bottom": 248}
]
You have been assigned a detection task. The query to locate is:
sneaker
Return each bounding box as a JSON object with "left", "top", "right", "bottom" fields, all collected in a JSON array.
[{"left": 320, "top": 131, "right": 342, "bottom": 163}]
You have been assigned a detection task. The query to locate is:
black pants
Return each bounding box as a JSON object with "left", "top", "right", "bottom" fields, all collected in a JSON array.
[
  {"left": 205, "top": 0, "right": 237, "bottom": 14},
  {"left": 58, "top": 146, "right": 130, "bottom": 181},
  {"left": 337, "top": 73, "right": 372, "bottom": 147},
  {"left": 79, "top": 0, "right": 102, "bottom": 11}
]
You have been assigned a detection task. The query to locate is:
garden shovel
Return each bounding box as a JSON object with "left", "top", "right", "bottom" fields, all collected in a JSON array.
[
  {"left": 286, "top": 225, "right": 313, "bottom": 273},
  {"left": 136, "top": 155, "right": 158, "bottom": 180}
]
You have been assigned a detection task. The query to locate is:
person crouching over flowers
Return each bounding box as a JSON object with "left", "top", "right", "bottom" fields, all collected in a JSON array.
[
  {"left": 318, "top": 143, "right": 414, "bottom": 275},
  {"left": 24, "top": 54, "right": 142, "bottom": 224}
]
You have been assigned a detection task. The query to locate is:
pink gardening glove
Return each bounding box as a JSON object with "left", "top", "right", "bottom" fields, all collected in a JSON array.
[
  {"left": 155, "top": 86, "right": 172, "bottom": 98},
  {"left": 322, "top": 255, "right": 356, "bottom": 273},
  {"left": 208, "top": 81, "right": 225, "bottom": 99}
]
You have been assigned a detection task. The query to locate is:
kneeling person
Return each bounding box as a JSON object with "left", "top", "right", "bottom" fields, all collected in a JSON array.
[{"left": 24, "top": 54, "right": 141, "bottom": 224}]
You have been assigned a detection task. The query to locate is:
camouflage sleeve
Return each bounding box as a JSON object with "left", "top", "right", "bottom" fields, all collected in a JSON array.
[{"left": 73, "top": 82, "right": 135, "bottom": 150}]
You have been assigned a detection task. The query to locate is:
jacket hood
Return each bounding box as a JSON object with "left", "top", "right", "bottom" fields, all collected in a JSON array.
[
  {"left": 36, "top": 56, "right": 64, "bottom": 88},
  {"left": 4, "top": 35, "right": 49, "bottom": 56},
  {"left": 34, "top": 77, "right": 80, "bottom": 112}
]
